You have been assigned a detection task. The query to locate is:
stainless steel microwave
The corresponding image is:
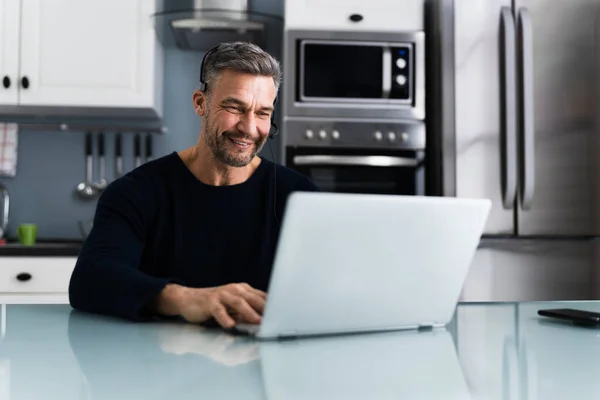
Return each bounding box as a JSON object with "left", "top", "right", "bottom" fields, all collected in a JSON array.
[
  {"left": 283, "top": 30, "right": 425, "bottom": 121},
  {"left": 299, "top": 40, "right": 414, "bottom": 104}
]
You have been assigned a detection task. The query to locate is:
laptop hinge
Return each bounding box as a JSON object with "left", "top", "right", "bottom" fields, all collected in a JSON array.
[
  {"left": 418, "top": 324, "right": 434, "bottom": 331},
  {"left": 277, "top": 331, "right": 300, "bottom": 340}
]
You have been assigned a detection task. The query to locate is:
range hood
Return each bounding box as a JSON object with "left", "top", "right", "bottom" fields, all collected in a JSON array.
[{"left": 152, "top": 0, "right": 282, "bottom": 50}]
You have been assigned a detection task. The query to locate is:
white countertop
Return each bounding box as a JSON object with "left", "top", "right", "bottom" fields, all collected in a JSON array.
[{"left": 1, "top": 301, "right": 600, "bottom": 399}]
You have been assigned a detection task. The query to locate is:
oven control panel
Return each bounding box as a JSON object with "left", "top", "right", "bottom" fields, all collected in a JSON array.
[{"left": 284, "top": 118, "right": 425, "bottom": 150}]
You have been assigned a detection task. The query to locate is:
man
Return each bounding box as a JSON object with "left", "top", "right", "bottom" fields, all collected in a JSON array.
[{"left": 68, "top": 42, "right": 317, "bottom": 329}]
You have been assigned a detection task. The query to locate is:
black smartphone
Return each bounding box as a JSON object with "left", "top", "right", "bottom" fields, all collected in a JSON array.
[{"left": 538, "top": 308, "right": 600, "bottom": 326}]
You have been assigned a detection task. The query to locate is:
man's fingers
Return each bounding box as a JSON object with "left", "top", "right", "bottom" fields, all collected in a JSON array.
[
  {"left": 242, "top": 291, "right": 265, "bottom": 314},
  {"left": 221, "top": 292, "right": 262, "bottom": 324},
  {"left": 236, "top": 283, "right": 267, "bottom": 300},
  {"left": 233, "top": 284, "right": 265, "bottom": 313},
  {"left": 206, "top": 284, "right": 265, "bottom": 329},
  {"left": 252, "top": 288, "right": 267, "bottom": 300},
  {"left": 209, "top": 301, "right": 236, "bottom": 329}
]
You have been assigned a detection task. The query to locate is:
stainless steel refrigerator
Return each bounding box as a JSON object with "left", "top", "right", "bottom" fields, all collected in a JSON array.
[{"left": 428, "top": 0, "right": 600, "bottom": 301}]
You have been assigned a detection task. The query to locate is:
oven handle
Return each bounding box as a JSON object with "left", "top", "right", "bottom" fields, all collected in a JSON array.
[{"left": 292, "top": 155, "right": 421, "bottom": 167}]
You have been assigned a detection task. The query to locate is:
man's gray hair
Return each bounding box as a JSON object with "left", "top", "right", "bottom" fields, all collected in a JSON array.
[{"left": 201, "top": 41, "right": 282, "bottom": 96}]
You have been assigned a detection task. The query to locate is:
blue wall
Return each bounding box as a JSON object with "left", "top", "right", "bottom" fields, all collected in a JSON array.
[{"left": 0, "top": 0, "right": 283, "bottom": 241}]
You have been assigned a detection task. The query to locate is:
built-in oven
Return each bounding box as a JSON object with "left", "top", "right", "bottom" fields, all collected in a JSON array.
[
  {"left": 287, "top": 146, "right": 425, "bottom": 195},
  {"left": 283, "top": 29, "right": 425, "bottom": 121},
  {"left": 283, "top": 117, "right": 426, "bottom": 195}
]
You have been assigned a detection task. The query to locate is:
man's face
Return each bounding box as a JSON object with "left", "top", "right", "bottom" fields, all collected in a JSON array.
[{"left": 199, "top": 69, "right": 276, "bottom": 167}]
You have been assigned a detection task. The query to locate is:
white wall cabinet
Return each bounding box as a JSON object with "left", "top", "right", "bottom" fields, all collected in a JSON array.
[
  {"left": 284, "top": 0, "right": 424, "bottom": 32},
  {"left": 0, "top": 0, "right": 20, "bottom": 106},
  {"left": 0, "top": 0, "right": 163, "bottom": 117},
  {"left": 0, "top": 257, "right": 76, "bottom": 303}
]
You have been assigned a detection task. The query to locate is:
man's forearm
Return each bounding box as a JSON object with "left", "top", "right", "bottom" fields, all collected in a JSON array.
[{"left": 155, "top": 283, "right": 187, "bottom": 316}]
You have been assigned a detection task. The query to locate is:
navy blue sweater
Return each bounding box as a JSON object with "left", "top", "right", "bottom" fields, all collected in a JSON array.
[{"left": 68, "top": 152, "right": 317, "bottom": 320}]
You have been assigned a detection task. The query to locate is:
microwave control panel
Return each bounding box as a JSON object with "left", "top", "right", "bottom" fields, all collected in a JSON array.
[{"left": 390, "top": 45, "right": 412, "bottom": 100}]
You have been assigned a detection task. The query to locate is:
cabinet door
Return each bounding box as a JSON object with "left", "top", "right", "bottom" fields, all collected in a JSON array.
[
  {"left": 285, "top": 0, "right": 424, "bottom": 32},
  {"left": 18, "top": 0, "right": 160, "bottom": 109},
  {"left": 0, "top": 0, "right": 20, "bottom": 106},
  {"left": 0, "top": 257, "right": 76, "bottom": 294}
]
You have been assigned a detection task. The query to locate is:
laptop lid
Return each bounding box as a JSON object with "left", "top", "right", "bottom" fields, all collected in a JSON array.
[{"left": 257, "top": 192, "right": 491, "bottom": 339}]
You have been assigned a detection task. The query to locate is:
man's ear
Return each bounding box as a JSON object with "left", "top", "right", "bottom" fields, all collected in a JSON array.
[{"left": 192, "top": 90, "right": 207, "bottom": 117}]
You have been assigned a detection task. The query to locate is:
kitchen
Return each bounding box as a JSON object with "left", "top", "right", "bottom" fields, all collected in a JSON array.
[
  {"left": 1, "top": 0, "right": 600, "bottom": 399},
  {"left": 2, "top": 0, "right": 598, "bottom": 305}
]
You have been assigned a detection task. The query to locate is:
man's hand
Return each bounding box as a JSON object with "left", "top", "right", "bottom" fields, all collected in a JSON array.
[{"left": 156, "top": 283, "right": 266, "bottom": 329}]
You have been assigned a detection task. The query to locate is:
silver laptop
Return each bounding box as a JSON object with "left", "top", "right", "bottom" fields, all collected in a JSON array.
[{"left": 234, "top": 192, "right": 491, "bottom": 340}]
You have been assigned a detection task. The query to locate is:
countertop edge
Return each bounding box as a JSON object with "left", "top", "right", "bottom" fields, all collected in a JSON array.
[{"left": 0, "top": 240, "right": 82, "bottom": 257}]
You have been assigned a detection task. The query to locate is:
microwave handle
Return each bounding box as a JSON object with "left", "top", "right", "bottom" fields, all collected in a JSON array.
[
  {"left": 382, "top": 47, "right": 392, "bottom": 98},
  {"left": 292, "top": 155, "right": 421, "bottom": 167}
]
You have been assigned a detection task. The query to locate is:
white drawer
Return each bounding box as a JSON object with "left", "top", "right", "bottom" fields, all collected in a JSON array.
[{"left": 0, "top": 257, "right": 76, "bottom": 293}]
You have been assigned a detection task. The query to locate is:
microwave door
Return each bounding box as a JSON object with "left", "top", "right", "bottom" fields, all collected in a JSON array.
[
  {"left": 300, "top": 41, "right": 388, "bottom": 102},
  {"left": 382, "top": 49, "right": 392, "bottom": 100}
]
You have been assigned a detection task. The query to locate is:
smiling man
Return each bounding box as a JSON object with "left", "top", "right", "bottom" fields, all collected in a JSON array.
[{"left": 68, "top": 42, "right": 317, "bottom": 329}]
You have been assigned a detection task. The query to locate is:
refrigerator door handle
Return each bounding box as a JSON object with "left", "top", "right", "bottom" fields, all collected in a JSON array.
[
  {"left": 519, "top": 7, "right": 535, "bottom": 209},
  {"left": 500, "top": 7, "right": 518, "bottom": 210}
]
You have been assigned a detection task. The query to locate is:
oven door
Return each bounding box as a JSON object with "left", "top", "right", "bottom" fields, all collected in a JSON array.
[{"left": 286, "top": 147, "right": 425, "bottom": 195}]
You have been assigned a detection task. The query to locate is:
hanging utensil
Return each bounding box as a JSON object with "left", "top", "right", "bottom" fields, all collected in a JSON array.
[
  {"left": 76, "top": 132, "right": 97, "bottom": 199},
  {"left": 0, "top": 183, "right": 9, "bottom": 243},
  {"left": 145, "top": 133, "right": 153, "bottom": 163},
  {"left": 114, "top": 132, "right": 123, "bottom": 179},
  {"left": 92, "top": 132, "right": 107, "bottom": 191},
  {"left": 134, "top": 133, "right": 142, "bottom": 168}
]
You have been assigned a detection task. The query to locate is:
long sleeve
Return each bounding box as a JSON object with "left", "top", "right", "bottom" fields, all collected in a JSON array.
[
  {"left": 68, "top": 173, "right": 168, "bottom": 321},
  {"left": 69, "top": 153, "right": 319, "bottom": 320}
]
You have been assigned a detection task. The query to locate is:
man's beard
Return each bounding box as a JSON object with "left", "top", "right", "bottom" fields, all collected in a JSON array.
[{"left": 203, "top": 112, "right": 267, "bottom": 167}]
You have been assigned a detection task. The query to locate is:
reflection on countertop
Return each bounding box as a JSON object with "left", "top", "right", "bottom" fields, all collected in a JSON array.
[
  {"left": 0, "top": 304, "right": 471, "bottom": 400},
  {"left": 0, "top": 239, "right": 82, "bottom": 257}
]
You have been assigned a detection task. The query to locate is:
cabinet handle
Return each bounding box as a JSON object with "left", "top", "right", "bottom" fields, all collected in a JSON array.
[
  {"left": 2, "top": 76, "right": 10, "bottom": 89},
  {"left": 16, "top": 272, "right": 32, "bottom": 282},
  {"left": 21, "top": 76, "right": 29, "bottom": 89}
]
